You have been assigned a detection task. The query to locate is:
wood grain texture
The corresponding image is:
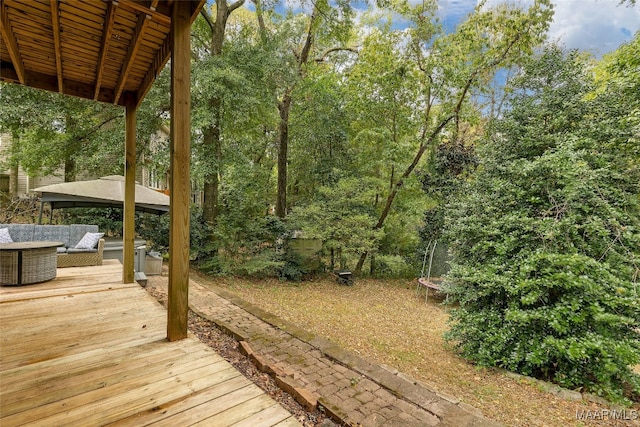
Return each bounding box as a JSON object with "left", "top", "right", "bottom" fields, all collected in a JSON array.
[
  {"left": 167, "top": 0, "right": 191, "bottom": 342},
  {"left": 123, "top": 102, "right": 136, "bottom": 284},
  {"left": 0, "top": 261, "right": 299, "bottom": 426},
  {"left": 0, "top": 0, "right": 204, "bottom": 106},
  {"left": 49, "top": 0, "right": 63, "bottom": 92}
]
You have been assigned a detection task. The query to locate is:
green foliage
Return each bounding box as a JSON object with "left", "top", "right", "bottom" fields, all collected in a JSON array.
[
  {"left": 370, "top": 254, "right": 415, "bottom": 278},
  {"left": 278, "top": 245, "right": 309, "bottom": 281},
  {"left": 184, "top": 0, "right": 552, "bottom": 277},
  {"left": 419, "top": 141, "right": 478, "bottom": 243},
  {"left": 137, "top": 212, "right": 170, "bottom": 253},
  {"left": 62, "top": 208, "right": 124, "bottom": 236},
  {"left": 288, "top": 177, "right": 385, "bottom": 269},
  {"left": 443, "top": 46, "right": 640, "bottom": 403},
  {"left": 230, "top": 250, "right": 284, "bottom": 278},
  {"left": 289, "top": 66, "right": 351, "bottom": 205},
  {"left": 0, "top": 82, "right": 164, "bottom": 181},
  {"left": 591, "top": 33, "right": 640, "bottom": 168}
]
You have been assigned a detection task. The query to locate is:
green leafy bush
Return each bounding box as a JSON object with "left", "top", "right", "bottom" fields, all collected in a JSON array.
[
  {"left": 370, "top": 254, "right": 415, "bottom": 278},
  {"left": 137, "top": 211, "right": 169, "bottom": 252},
  {"left": 443, "top": 46, "right": 640, "bottom": 403},
  {"left": 62, "top": 207, "right": 124, "bottom": 236},
  {"left": 278, "top": 247, "right": 308, "bottom": 281}
]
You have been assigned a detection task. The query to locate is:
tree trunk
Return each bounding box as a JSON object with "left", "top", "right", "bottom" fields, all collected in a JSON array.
[
  {"left": 200, "top": 1, "right": 244, "bottom": 226},
  {"left": 64, "top": 113, "right": 78, "bottom": 183},
  {"left": 9, "top": 162, "right": 18, "bottom": 199},
  {"left": 64, "top": 157, "right": 76, "bottom": 182},
  {"left": 354, "top": 116, "right": 455, "bottom": 274},
  {"left": 330, "top": 248, "right": 335, "bottom": 270},
  {"left": 273, "top": 6, "right": 317, "bottom": 218},
  {"left": 202, "top": 101, "right": 222, "bottom": 225},
  {"left": 276, "top": 94, "right": 291, "bottom": 218}
]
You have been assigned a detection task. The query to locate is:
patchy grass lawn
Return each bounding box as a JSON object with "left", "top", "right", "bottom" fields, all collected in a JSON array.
[{"left": 195, "top": 273, "right": 640, "bottom": 427}]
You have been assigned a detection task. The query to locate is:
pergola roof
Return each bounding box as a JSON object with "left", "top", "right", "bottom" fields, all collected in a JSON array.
[
  {"left": 0, "top": 0, "right": 205, "bottom": 106},
  {"left": 1, "top": 0, "right": 203, "bottom": 340}
]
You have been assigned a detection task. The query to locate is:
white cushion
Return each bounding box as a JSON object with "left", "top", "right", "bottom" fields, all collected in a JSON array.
[
  {"left": 0, "top": 228, "right": 13, "bottom": 243},
  {"left": 74, "top": 232, "right": 104, "bottom": 249}
]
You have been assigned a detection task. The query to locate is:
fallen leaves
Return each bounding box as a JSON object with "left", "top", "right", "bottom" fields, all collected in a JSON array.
[{"left": 202, "top": 275, "right": 640, "bottom": 427}]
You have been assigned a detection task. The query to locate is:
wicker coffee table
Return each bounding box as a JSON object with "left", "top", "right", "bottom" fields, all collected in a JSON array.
[{"left": 0, "top": 241, "right": 63, "bottom": 286}]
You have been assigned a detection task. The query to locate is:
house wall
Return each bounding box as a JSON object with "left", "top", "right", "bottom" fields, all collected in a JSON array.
[{"left": 1, "top": 133, "right": 66, "bottom": 196}]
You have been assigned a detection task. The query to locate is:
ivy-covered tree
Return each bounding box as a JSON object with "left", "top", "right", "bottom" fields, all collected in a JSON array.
[
  {"left": 443, "top": 45, "right": 640, "bottom": 403},
  {"left": 418, "top": 140, "right": 477, "bottom": 249}
]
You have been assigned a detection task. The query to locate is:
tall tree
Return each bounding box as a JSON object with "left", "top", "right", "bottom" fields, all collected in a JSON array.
[
  {"left": 190, "top": 8, "right": 283, "bottom": 266},
  {"left": 197, "top": 0, "right": 245, "bottom": 227},
  {"left": 343, "top": 23, "right": 426, "bottom": 272},
  {"left": 353, "top": 0, "right": 553, "bottom": 273},
  {"left": 253, "top": 0, "right": 355, "bottom": 218},
  {"left": 288, "top": 59, "right": 353, "bottom": 205}
]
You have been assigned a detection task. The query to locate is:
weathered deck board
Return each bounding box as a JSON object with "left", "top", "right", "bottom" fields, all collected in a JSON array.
[{"left": 0, "top": 260, "right": 300, "bottom": 426}]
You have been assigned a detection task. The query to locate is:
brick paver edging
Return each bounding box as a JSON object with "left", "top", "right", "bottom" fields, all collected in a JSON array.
[{"left": 187, "top": 278, "right": 501, "bottom": 427}]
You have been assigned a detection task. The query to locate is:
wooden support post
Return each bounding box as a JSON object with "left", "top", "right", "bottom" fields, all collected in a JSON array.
[
  {"left": 123, "top": 102, "right": 136, "bottom": 284},
  {"left": 167, "top": 1, "right": 191, "bottom": 341}
]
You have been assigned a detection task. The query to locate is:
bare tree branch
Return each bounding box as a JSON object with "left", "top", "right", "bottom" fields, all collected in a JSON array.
[{"left": 315, "top": 46, "right": 358, "bottom": 62}]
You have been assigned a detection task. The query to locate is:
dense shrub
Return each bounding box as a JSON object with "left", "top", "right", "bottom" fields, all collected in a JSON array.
[
  {"left": 62, "top": 207, "right": 124, "bottom": 236},
  {"left": 443, "top": 46, "right": 640, "bottom": 403}
]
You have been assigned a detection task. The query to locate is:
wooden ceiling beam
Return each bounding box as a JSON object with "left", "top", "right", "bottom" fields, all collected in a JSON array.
[
  {"left": 0, "top": 64, "right": 135, "bottom": 105},
  {"left": 118, "top": 0, "right": 170, "bottom": 26},
  {"left": 135, "top": 0, "right": 205, "bottom": 107},
  {"left": 1, "top": 0, "right": 206, "bottom": 108},
  {"left": 135, "top": 29, "right": 170, "bottom": 108},
  {"left": 49, "top": 0, "right": 63, "bottom": 93},
  {"left": 113, "top": 2, "right": 156, "bottom": 105},
  {"left": 0, "top": 3, "right": 26, "bottom": 84},
  {"left": 94, "top": 0, "right": 118, "bottom": 100}
]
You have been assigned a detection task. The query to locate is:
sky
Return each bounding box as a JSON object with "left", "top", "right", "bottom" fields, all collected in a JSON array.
[
  {"left": 248, "top": 0, "right": 639, "bottom": 56},
  {"left": 438, "top": 0, "right": 640, "bottom": 56}
]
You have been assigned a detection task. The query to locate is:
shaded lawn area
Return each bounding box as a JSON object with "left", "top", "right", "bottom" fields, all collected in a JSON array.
[{"left": 196, "top": 274, "right": 640, "bottom": 427}]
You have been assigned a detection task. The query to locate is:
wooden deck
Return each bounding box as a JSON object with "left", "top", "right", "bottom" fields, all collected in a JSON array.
[{"left": 0, "top": 260, "right": 300, "bottom": 426}]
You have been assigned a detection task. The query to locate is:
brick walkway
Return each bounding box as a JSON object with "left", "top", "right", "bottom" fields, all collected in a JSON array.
[{"left": 148, "top": 275, "right": 500, "bottom": 427}]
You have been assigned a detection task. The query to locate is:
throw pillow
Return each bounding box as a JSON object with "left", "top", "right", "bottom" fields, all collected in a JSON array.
[
  {"left": 75, "top": 232, "right": 104, "bottom": 250},
  {"left": 0, "top": 228, "right": 13, "bottom": 243}
]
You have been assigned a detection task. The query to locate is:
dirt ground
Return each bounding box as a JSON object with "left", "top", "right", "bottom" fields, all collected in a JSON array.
[{"left": 192, "top": 273, "right": 639, "bottom": 427}]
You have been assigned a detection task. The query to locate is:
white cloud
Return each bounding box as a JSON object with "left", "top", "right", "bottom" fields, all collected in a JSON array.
[
  {"left": 475, "top": 0, "right": 640, "bottom": 55},
  {"left": 547, "top": 0, "right": 640, "bottom": 56},
  {"left": 245, "top": 0, "right": 639, "bottom": 56}
]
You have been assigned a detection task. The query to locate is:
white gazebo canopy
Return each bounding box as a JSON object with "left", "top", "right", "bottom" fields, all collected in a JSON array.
[{"left": 35, "top": 176, "right": 170, "bottom": 220}]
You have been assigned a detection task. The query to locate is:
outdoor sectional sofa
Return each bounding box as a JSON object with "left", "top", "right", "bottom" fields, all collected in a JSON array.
[{"left": 0, "top": 224, "right": 104, "bottom": 268}]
